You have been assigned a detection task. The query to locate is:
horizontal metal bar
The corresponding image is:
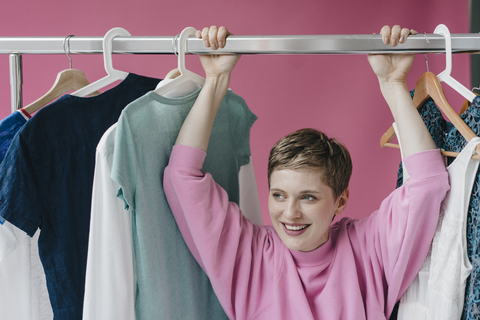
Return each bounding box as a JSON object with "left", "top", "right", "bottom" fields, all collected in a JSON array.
[{"left": 0, "top": 34, "right": 479, "bottom": 55}]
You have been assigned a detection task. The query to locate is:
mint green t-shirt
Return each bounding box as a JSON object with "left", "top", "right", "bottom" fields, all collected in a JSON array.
[{"left": 111, "top": 89, "right": 257, "bottom": 320}]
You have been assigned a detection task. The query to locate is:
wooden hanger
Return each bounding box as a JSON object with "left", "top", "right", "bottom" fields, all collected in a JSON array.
[
  {"left": 380, "top": 72, "right": 480, "bottom": 160},
  {"left": 23, "top": 69, "right": 100, "bottom": 115},
  {"left": 23, "top": 35, "right": 100, "bottom": 115},
  {"left": 460, "top": 92, "right": 478, "bottom": 115},
  {"left": 460, "top": 99, "right": 470, "bottom": 115}
]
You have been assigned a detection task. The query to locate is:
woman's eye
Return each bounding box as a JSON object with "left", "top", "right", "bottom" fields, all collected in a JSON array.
[
  {"left": 303, "top": 195, "right": 316, "bottom": 201},
  {"left": 273, "top": 193, "right": 284, "bottom": 200}
]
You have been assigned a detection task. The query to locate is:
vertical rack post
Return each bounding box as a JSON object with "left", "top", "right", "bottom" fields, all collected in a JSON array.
[{"left": 9, "top": 52, "right": 22, "bottom": 113}]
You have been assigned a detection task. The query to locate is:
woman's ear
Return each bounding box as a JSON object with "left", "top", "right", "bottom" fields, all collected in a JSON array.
[{"left": 334, "top": 188, "right": 349, "bottom": 215}]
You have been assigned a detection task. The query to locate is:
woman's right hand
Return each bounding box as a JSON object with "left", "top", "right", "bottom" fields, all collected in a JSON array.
[{"left": 196, "top": 26, "right": 241, "bottom": 78}]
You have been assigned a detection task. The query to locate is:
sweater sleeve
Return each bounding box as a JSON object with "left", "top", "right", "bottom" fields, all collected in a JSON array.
[
  {"left": 163, "top": 144, "right": 277, "bottom": 320},
  {"left": 349, "top": 149, "right": 449, "bottom": 316}
]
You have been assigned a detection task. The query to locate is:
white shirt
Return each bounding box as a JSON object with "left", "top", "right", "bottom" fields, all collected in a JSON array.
[
  {"left": 0, "top": 222, "right": 53, "bottom": 320},
  {"left": 83, "top": 123, "right": 136, "bottom": 320}
]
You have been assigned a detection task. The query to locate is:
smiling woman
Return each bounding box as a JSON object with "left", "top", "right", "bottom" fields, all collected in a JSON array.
[
  {"left": 267, "top": 129, "right": 350, "bottom": 252},
  {"left": 163, "top": 25, "right": 450, "bottom": 319}
]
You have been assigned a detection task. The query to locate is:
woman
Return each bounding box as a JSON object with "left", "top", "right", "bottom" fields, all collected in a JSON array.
[{"left": 163, "top": 25, "right": 449, "bottom": 319}]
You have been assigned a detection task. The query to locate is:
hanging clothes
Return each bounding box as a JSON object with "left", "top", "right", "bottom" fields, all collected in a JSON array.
[
  {"left": 392, "top": 93, "right": 480, "bottom": 320},
  {"left": 110, "top": 89, "right": 257, "bottom": 319},
  {"left": 0, "top": 109, "right": 53, "bottom": 320},
  {"left": 0, "top": 74, "right": 160, "bottom": 320},
  {"left": 444, "top": 97, "right": 480, "bottom": 320},
  {"left": 84, "top": 91, "right": 262, "bottom": 319},
  {"left": 395, "top": 125, "right": 479, "bottom": 320}
]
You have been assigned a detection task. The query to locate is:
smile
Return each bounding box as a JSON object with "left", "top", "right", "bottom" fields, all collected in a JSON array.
[
  {"left": 281, "top": 223, "right": 310, "bottom": 236},
  {"left": 284, "top": 224, "right": 308, "bottom": 231}
]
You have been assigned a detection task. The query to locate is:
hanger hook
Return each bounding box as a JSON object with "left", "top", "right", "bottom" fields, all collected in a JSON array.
[
  {"left": 63, "top": 35, "right": 74, "bottom": 69},
  {"left": 423, "top": 32, "right": 430, "bottom": 44},
  {"left": 102, "top": 27, "right": 131, "bottom": 76},
  {"left": 434, "top": 24, "right": 476, "bottom": 102},
  {"left": 423, "top": 33, "right": 430, "bottom": 72},
  {"left": 172, "top": 34, "right": 180, "bottom": 58},
  {"left": 434, "top": 24, "right": 452, "bottom": 81},
  {"left": 176, "top": 27, "right": 205, "bottom": 82}
]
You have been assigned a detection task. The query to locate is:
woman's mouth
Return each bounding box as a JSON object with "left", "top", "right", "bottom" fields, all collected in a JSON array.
[{"left": 282, "top": 223, "right": 310, "bottom": 236}]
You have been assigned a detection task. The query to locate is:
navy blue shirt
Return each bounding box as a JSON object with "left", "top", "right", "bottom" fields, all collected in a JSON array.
[{"left": 0, "top": 73, "right": 160, "bottom": 319}]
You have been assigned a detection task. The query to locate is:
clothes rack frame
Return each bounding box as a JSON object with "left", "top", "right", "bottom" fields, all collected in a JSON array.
[{"left": 3, "top": 33, "right": 480, "bottom": 112}]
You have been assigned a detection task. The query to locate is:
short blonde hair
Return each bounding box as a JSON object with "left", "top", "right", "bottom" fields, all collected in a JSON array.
[{"left": 267, "top": 128, "right": 352, "bottom": 199}]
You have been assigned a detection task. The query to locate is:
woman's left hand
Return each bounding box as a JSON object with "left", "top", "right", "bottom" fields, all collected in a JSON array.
[{"left": 367, "top": 25, "right": 418, "bottom": 84}]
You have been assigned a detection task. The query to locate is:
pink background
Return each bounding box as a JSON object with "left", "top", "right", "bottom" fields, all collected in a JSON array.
[{"left": 0, "top": 0, "right": 470, "bottom": 225}]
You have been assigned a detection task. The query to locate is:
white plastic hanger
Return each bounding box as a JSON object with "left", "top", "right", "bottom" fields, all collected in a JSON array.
[
  {"left": 434, "top": 24, "right": 476, "bottom": 102},
  {"left": 71, "top": 28, "right": 130, "bottom": 97},
  {"left": 154, "top": 27, "right": 205, "bottom": 96},
  {"left": 158, "top": 68, "right": 202, "bottom": 98}
]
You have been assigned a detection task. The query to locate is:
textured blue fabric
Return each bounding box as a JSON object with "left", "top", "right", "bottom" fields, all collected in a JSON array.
[
  {"left": 0, "top": 73, "right": 160, "bottom": 320},
  {"left": 392, "top": 91, "right": 480, "bottom": 320},
  {"left": 0, "top": 111, "right": 27, "bottom": 161},
  {"left": 0, "top": 111, "right": 27, "bottom": 225}
]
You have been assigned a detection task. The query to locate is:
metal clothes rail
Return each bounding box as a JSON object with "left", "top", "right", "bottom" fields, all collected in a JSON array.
[{"left": 3, "top": 33, "right": 480, "bottom": 112}]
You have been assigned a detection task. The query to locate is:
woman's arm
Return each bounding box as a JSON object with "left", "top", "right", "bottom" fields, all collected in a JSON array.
[
  {"left": 175, "top": 26, "right": 241, "bottom": 151},
  {"left": 368, "top": 25, "right": 437, "bottom": 157}
]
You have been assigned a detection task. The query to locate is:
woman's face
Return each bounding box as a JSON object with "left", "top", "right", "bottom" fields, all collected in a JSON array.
[{"left": 268, "top": 168, "right": 348, "bottom": 252}]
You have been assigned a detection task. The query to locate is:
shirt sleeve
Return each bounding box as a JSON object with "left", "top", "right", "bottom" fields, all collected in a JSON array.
[
  {"left": 225, "top": 92, "right": 258, "bottom": 167},
  {"left": 111, "top": 113, "right": 138, "bottom": 211},
  {"left": 0, "top": 133, "right": 43, "bottom": 237},
  {"left": 83, "top": 126, "right": 136, "bottom": 320},
  {"left": 164, "top": 144, "right": 276, "bottom": 320},
  {"left": 349, "top": 149, "right": 449, "bottom": 316}
]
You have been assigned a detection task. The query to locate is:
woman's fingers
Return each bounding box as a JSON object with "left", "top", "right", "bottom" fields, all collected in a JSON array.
[
  {"left": 217, "top": 26, "right": 230, "bottom": 49},
  {"left": 390, "top": 25, "right": 402, "bottom": 47},
  {"left": 380, "top": 25, "right": 418, "bottom": 47},
  {"left": 380, "top": 25, "right": 391, "bottom": 45},
  {"left": 196, "top": 26, "right": 231, "bottom": 50},
  {"left": 208, "top": 26, "right": 219, "bottom": 50},
  {"left": 201, "top": 27, "right": 210, "bottom": 47}
]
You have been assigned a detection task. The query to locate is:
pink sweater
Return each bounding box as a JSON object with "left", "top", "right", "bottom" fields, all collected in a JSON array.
[{"left": 164, "top": 145, "right": 449, "bottom": 320}]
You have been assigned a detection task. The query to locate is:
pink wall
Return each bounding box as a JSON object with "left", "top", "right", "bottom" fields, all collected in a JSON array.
[{"left": 0, "top": 0, "right": 470, "bottom": 225}]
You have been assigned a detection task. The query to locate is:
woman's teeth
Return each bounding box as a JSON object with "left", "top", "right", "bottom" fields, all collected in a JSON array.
[{"left": 284, "top": 224, "right": 308, "bottom": 231}]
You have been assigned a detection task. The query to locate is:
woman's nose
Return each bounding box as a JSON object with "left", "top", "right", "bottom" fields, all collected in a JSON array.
[{"left": 284, "top": 200, "right": 302, "bottom": 220}]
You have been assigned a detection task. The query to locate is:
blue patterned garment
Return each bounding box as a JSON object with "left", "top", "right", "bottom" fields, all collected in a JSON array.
[
  {"left": 0, "top": 110, "right": 28, "bottom": 224},
  {"left": 393, "top": 91, "right": 480, "bottom": 320}
]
